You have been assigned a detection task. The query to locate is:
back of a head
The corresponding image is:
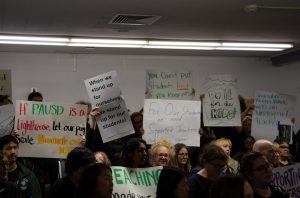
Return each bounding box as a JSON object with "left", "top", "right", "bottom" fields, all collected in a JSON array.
[
  {"left": 200, "top": 144, "right": 228, "bottom": 166},
  {"left": 28, "top": 90, "right": 43, "bottom": 101},
  {"left": 239, "top": 152, "right": 264, "bottom": 181},
  {"left": 0, "top": 135, "right": 18, "bottom": 151},
  {"left": 65, "top": 147, "right": 95, "bottom": 176},
  {"left": 252, "top": 139, "right": 272, "bottom": 153},
  {"left": 210, "top": 175, "right": 245, "bottom": 198},
  {"left": 156, "top": 166, "right": 186, "bottom": 198}
]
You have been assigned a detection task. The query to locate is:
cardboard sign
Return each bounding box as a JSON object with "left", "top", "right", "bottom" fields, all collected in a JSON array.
[
  {"left": 143, "top": 99, "right": 201, "bottom": 146},
  {"left": 252, "top": 91, "right": 296, "bottom": 141},
  {"left": 203, "top": 74, "right": 241, "bottom": 127},
  {"left": 84, "top": 71, "right": 134, "bottom": 142},
  {"left": 0, "top": 104, "right": 14, "bottom": 137},
  {"left": 112, "top": 166, "right": 162, "bottom": 198},
  {"left": 146, "top": 70, "right": 193, "bottom": 100},
  {"left": 14, "top": 100, "right": 87, "bottom": 158}
]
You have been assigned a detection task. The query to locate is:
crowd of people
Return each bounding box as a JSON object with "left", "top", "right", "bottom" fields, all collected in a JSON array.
[{"left": 0, "top": 91, "right": 299, "bottom": 198}]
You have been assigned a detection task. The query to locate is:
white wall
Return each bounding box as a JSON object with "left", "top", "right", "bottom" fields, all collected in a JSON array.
[{"left": 0, "top": 52, "right": 299, "bottom": 130}]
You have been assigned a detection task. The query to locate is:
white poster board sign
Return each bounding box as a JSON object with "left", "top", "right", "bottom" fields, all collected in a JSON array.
[
  {"left": 272, "top": 164, "right": 300, "bottom": 198},
  {"left": 143, "top": 99, "right": 201, "bottom": 146},
  {"left": 112, "top": 166, "right": 162, "bottom": 198},
  {"left": 252, "top": 91, "right": 296, "bottom": 142},
  {"left": 203, "top": 74, "right": 241, "bottom": 127},
  {"left": 84, "top": 71, "right": 134, "bottom": 143},
  {"left": 14, "top": 100, "right": 87, "bottom": 158},
  {"left": 0, "top": 104, "right": 14, "bottom": 137},
  {"left": 146, "top": 70, "right": 193, "bottom": 100},
  {"left": 0, "top": 70, "right": 12, "bottom": 96}
]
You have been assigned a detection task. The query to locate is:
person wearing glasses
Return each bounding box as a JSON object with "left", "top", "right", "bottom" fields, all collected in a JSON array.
[
  {"left": 174, "top": 143, "right": 191, "bottom": 175},
  {"left": 239, "top": 152, "right": 290, "bottom": 198},
  {"left": 150, "top": 138, "right": 175, "bottom": 167}
]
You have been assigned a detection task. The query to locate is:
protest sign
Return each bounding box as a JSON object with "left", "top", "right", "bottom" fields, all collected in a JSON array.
[
  {"left": 145, "top": 70, "right": 193, "bottom": 100},
  {"left": 143, "top": 99, "right": 201, "bottom": 146},
  {"left": 252, "top": 91, "right": 296, "bottom": 142},
  {"left": 0, "top": 104, "right": 14, "bottom": 137},
  {"left": 272, "top": 164, "right": 300, "bottom": 198},
  {"left": 203, "top": 74, "right": 241, "bottom": 127},
  {"left": 112, "top": 166, "right": 162, "bottom": 198},
  {"left": 0, "top": 70, "right": 12, "bottom": 96},
  {"left": 14, "top": 100, "right": 87, "bottom": 158},
  {"left": 84, "top": 71, "right": 134, "bottom": 143}
]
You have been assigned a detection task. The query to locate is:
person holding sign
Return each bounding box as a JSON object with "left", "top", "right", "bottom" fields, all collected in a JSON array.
[{"left": 239, "top": 152, "right": 290, "bottom": 198}]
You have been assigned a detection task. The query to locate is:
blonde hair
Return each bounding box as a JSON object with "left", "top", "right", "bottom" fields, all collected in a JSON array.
[
  {"left": 150, "top": 138, "right": 175, "bottom": 166},
  {"left": 212, "top": 138, "right": 232, "bottom": 149},
  {"left": 94, "top": 151, "right": 111, "bottom": 166}
]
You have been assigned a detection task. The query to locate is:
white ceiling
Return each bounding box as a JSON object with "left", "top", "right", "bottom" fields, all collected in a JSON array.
[{"left": 0, "top": 0, "right": 300, "bottom": 58}]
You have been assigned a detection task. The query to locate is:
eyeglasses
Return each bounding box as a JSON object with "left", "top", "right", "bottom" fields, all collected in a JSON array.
[{"left": 252, "top": 163, "right": 273, "bottom": 172}]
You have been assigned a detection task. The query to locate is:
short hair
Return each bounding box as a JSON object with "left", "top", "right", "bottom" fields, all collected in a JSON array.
[
  {"left": 65, "top": 147, "right": 95, "bottom": 175},
  {"left": 239, "top": 152, "right": 264, "bottom": 181},
  {"left": 252, "top": 139, "right": 273, "bottom": 153},
  {"left": 0, "top": 135, "right": 18, "bottom": 150},
  {"left": 210, "top": 175, "right": 246, "bottom": 198},
  {"left": 77, "top": 163, "right": 112, "bottom": 198},
  {"left": 156, "top": 166, "right": 187, "bottom": 198},
  {"left": 200, "top": 144, "right": 228, "bottom": 166},
  {"left": 28, "top": 91, "right": 43, "bottom": 101}
]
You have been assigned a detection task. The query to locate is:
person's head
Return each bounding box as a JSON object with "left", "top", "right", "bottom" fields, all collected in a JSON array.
[
  {"left": 174, "top": 143, "right": 191, "bottom": 171},
  {"left": 130, "top": 112, "right": 144, "bottom": 136},
  {"left": 252, "top": 139, "right": 278, "bottom": 166},
  {"left": 274, "top": 139, "right": 291, "bottom": 161},
  {"left": 122, "top": 138, "right": 148, "bottom": 168},
  {"left": 241, "top": 136, "right": 256, "bottom": 152},
  {"left": 212, "top": 138, "right": 232, "bottom": 156},
  {"left": 0, "top": 135, "right": 19, "bottom": 165},
  {"left": 239, "top": 152, "right": 273, "bottom": 188},
  {"left": 65, "top": 147, "right": 95, "bottom": 181},
  {"left": 210, "top": 175, "right": 254, "bottom": 198},
  {"left": 0, "top": 95, "right": 12, "bottom": 106},
  {"left": 28, "top": 90, "right": 43, "bottom": 102},
  {"left": 77, "top": 163, "right": 113, "bottom": 198},
  {"left": 151, "top": 138, "right": 175, "bottom": 166},
  {"left": 94, "top": 151, "right": 111, "bottom": 166},
  {"left": 200, "top": 144, "right": 228, "bottom": 180},
  {"left": 156, "top": 167, "right": 188, "bottom": 198}
]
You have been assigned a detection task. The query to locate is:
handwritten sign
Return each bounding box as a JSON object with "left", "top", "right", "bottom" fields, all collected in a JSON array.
[
  {"left": 0, "top": 104, "right": 14, "bottom": 137},
  {"left": 0, "top": 70, "right": 12, "bottom": 96},
  {"left": 14, "top": 100, "right": 87, "bottom": 158},
  {"left": 203, "top": 74, "right": 241, "bottom": 127},
  {"left": 145, "top": 70, "right": 193, "bottom": 100},
  {"left": 252, "top": 91, "right": 296, "bottom": 141},
  {"left": 272, "top": 164, "right": 300, "bottom": 198},
  {"left": 84, "top": 71, "right": 134, "bottom": 142},
  {"left": 112, "top": 166, "right": 162, "bottom": 198},
  {"left": 143, "top": 99, "right": 201, "bottom": 146}
]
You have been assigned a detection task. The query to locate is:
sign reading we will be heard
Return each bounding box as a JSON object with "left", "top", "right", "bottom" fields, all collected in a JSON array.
[{"left": 14, "top": 100, "right": 87, "bottom": 158}]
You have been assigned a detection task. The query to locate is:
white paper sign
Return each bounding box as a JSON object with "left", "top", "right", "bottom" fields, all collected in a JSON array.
[
  {"left": 252, "top": 91, "right": 296, "bottom": 141},
  {"left": 14, "top": 100, "right": 87, "bottom": 158},
  {"left": 84, "top": 71, "right": 134, "bottom": 142},
  {"left": 146, "top": 70, "right": 193, "bottom": 100},
  {"left": 112, "top": 166, "right": 162, "bottom": 198},
  {"left": 143, "top": 99, "right": 201, "bottom": 146},
  {"left": 203, "top": 74, "right": 241, "bottom": 127},
  {"left": 0, "top": 104, "right": 14, "bottom": 137}
]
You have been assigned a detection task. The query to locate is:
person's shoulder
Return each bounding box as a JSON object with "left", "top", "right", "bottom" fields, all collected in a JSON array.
[{"left": 270, "top": 185, "right": 290, "bottom": 198}]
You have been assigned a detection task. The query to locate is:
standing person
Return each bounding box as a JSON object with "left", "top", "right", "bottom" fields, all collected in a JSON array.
[
  {"left": 0, "top": 135, "right": 42, "bottom": 198},
  {"left": 94, "top": 151, "right": 111, "bottom": 166},
  {"left": 157, "top": 166, "right": 189, "bottom": 198},
  {"left": 239, "top": 152, "right": 290, "bottom": 198},
  {"left": 150, "top": 138, "right": 175, "bottom": 167},
  {"left": 274, "top": 139, "right": 293, "bottom": 166},
  {"left": 233, "top": 135, "right": 256, "bottom": 162},
  {"left": 130, "top": 112, "right": 145, "bottom": 138},
  {"left": 253, "top": 139, "right": 279, "bottom": 167},
  {"left": 77, "top": 163, "right": 113, "bottom": 198},
  {"left": 49, "top": 147, "right": 95, "bottom": 198},
  {"left": 188, "top": 144, "right": 228, "bottom": 198},
  {"left": 174, "top": 143, "right": 191, "bottom": 175}
]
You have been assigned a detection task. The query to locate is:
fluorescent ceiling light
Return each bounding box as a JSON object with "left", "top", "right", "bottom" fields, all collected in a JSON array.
[
  {"left": 144, "top": 45, "right": 215, "bottom": 50},
  {"left": 0, "top": 41, "right": 68, "bottom": 46},
  {"left": 148, "top": 41, "right": 220, "bottom": 47},
  {"left": 222, "top": 42, "right": 293, "bottom": 48},
  {"left": 69, "top": 43, "right": 144, "bottom": 48},
  {"left": 0, "top": 35, "right": 69, "bottom": 42},
  {"left": 70, "top": 38, "right": 147, "bottom": 45},
  {"left": 216, "top": 47, "right": 284, "bottom": 51}
]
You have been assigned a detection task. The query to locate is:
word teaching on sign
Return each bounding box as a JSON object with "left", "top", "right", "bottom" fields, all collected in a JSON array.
[
  {"left": 146, "top": 70, "right": 193, "bottom": 100},
  {"left": 203, "top": 74, "right": 241, "bottom": 127},
  {"left": 14, "top": 100, "right": 87, "bottom": 158},
  {"left": 143, "top": 99, "right": 200, "bottom": 146}
]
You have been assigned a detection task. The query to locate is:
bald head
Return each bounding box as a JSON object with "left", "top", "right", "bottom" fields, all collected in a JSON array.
[{"left": 253, "top": 139, "right": 278, "bottom": 166}]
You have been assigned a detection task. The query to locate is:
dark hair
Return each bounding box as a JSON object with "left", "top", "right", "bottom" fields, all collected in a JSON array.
[
  {"left": 210, "top": 175, "right": 246, "bottom": 198},
  {"left": 77, "top": 163, "right": 112, "bottom": 198},
  {"left": 200, "top": 144, "right": 228, "bottom": 166},
  {"left": 241, "top": 135, "right": 256, "bottom": 152},
  {"left": 28, "top": 91, "right": 43, "bottom": 101},
  {"left": 156, "top": 166, "right": 187, "bottom": 198},
  {"left": 0, "top": 95, "right": 10, "bottom": 103},
  {"left": 0, "top": 135, "right": 18, "bottom": 150},
  {"left": 174, "top": 143, "right": 191, "bottom": 172},
  {"left": 121, "top": 138, "right": 149, "bottom": 167},
  {"left": 239, "top": 152, "right": 264, "bottom": 181},
  {"left": 65, "top": 147, "right": 95, "bottom": 176}
]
